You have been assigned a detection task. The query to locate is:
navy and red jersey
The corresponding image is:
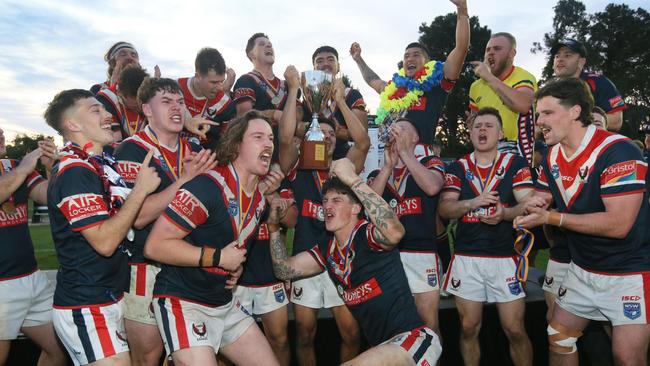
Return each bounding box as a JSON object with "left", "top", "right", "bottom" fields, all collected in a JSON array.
[
  {"left": 308, "top": 220, "right": 424, "bottom": 346},
  {"left": 443, "top": 152, "right": 533, "bottom": 256},
  {"left": 367, "top": 156, "right": 445, "bottom": 252},
  {"left": 240, "top": 187, "right": 294, "bottom": 286},
  {"left": 288, "top": 167, "right": 327, "bottom": 255},
  {"left": 177, "top": 77, "right": 236, "bottom": 146},
  {"left": 0, "top": 159, "right": 45, "bottom": 280},
  {"left": 114, "top": 127, "right": 200, "bottom": 263},
  {"left": 96, "top": 87, "right": 147, "bottom": 141},
  {"left": 90, "top": 81, "right": 110, "bottom": 95},
  {"left": 405, "top": 79, "right": 455, "bottom": 146},
  {"left": 47, "top": 148, "right": 130, "bottom": 307},
  {"left": 233, "top": 70, "right": 293, "bottom": 161},
  {"left": 233, "top": 71, "right": 290, "bottom": 111},
  {"left": 156, "top": 164, "right": 266, "bottom": 306},
  {"left": 580, "top": 71, "right": 627, "bottom": 115},
  {"left": 535, "top": 126, "right": 649, "bottom": 272},
  {"left": 320, "top": 87, "right": 366, "bottom": 159}
]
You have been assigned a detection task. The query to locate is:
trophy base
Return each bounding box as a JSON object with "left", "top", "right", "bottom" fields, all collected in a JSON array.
[{"left": 298, "top": 140, "right": 330, "bottom": 170}]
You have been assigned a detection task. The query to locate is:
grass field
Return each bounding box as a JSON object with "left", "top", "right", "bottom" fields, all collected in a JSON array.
[{"left": 30, "top": 224, "right": 549, "bottom": 271}]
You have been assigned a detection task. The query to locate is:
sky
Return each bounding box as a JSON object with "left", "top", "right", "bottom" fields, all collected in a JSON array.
[{"left": 0, "top": 0, "right": 645, "bottom": 144}]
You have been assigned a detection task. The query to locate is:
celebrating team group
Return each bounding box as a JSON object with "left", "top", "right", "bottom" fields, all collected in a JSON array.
[{"left": 1, "top": 0, "right": 648, "bottom": 365}]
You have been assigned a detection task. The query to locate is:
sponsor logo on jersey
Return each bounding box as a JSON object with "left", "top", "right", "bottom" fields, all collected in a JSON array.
[
  {"left": 609, "top": 95, "right": 624, "bottom": 109},
  {"left": 601, "top": 161, "right": 638, "bottom": 185},
  {"left": 341, "top": 277, "right": 383, "bottom": 306},
  {"left": 409, "top": 96, "right": 427, "bottom": 111},
  {"left": 58, "top": 193, "right": 107, "bottom": 224},
  {"left": 0, "top": 203, "right": 28, "bottom": 228},
  {"left": 192, "top": 322, "right": 208, "bottom": 340},
  {"left": 393, "top": 197, "right": 422, "bottom": 218},
  {"left": 257, "top": 223, "right": 270, "bottom": 240},
  {"left": 301, "top": 200, "right": 324, "bottom": 221},
  {"left": 116, "top": 161, "right": 141, "bottom": 184},
  {"left": 169, "top": 189, "right": 208, "bottom": 229},
  {"left": 462, "top": 204, "right": 497, "bottom": 223},
  {"left": 623, "top": 302, "right": 641, "bottom": 320}
]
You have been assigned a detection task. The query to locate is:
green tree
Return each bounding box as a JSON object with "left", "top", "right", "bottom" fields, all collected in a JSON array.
[
  {"left": 532, "top": 0, "right": 650, "bottom": 138},
  {"left": 5, "top": 134, "right": 52, "bottom": 176},
  {"left": 418, "top": 14, "right": 492, "bottom": 157}
]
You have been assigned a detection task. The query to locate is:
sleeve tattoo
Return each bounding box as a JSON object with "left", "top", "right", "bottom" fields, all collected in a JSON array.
[{"left": 269, "top": 231, "right": 304, "bottom": 280}]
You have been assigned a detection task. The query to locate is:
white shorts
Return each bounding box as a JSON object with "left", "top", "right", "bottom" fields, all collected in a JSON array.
[
  {"left": 0, "top": 270, "right": 53, "bottom": 340},
  {"left": 442, "top": 254, "right": 526, "bottom": 303},
  {"left": 380, "top": 326, "right": 442, "bottom": 366},
  {"left": 123, "top": 263, "right": 160, "bottom": 325},
  {"left": 290, "top": 271, "right": 344, "bottom": 309},
  {"left": 542, "top": 259, "right": 570, "bottom": 295},
  {"left": 53, "top": 299, "right": 129, "bottom": 366},
  {"left": 153, "top": 296, "right": 255, "bottom": 355},
  {"left": 400, "top": 251, "right": 441, "bottom": 293},
  {"left": 555, "top": 263, "right": 650, "bottom": 326},
  {"left": 234, "top": 283, "right": 288, "bottom": 316}
]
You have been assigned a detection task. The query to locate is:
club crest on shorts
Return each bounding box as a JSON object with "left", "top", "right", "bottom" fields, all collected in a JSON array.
[
  {"left": 508, "top": 282, "right": 522, "bottom": 296},
  {"left": 544, "top": 276, "right": 554, "bottom": 286},
  {"left": 192, "top": 322, "right": 208, "bottom": 340},
  {"left": 623, "top": 302, "right": 641, "bottom": 320},
  {"left": 558, "top": 286, "right": 567, "bottom": 298},
  {"left": 228, "top": 199, "right": 238, "bottom": 216},
  {"left": 451, "top": 277, "right": 461, "bottom": 289},
  {"left": 427, "top": 273, "right": 437, "bottom": 287},
  {"left": 115, "top": 330, "right": 127, "bottom": 344},
  {"left": 274, "top": 289, "right": 285, "bottom": 303},
  {"left": 292, "top": 286, "right": 303, "bottom": 300}
]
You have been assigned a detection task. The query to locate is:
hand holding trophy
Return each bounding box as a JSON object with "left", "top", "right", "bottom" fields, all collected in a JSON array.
[{"left": 298, "top": 70, "right": 333, "bottom": 170}]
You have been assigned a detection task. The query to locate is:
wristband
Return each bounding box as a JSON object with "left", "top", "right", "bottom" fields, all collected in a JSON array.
[
  {"left": 267, "top": 223, "right": 281, "bottom": 233},
  {"left": 547, "top": 212, "right": 562, "bottom": 227},
  {"left": 212, "top": 247, "right": 222, "bottom": 267}
]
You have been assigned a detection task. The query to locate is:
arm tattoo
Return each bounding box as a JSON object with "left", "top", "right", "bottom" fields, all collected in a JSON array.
[
  {"left": 356, "top": 58, "right": 383, "bottom": 86},
  {"left": 351, "top": 183, "right": 398, "bottom": 236},
  {"left": 371, "top": 227, "right": 394, "bottom": 247},
  {"left": 269, "top": 231, "right": 303, "bottom": 280}
]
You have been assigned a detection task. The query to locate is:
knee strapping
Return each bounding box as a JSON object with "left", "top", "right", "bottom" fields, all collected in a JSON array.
[{"left": 547, "top": 322, "right": 582, "bottom": 354}]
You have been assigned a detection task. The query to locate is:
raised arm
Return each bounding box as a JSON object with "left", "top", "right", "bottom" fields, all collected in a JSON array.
[
  {"left": 443, "top": 0, "right": 470, "bottom": 81},
  {"left": 278, "top": 65, "right": 301, "bottom": 175},
  {"left": 333, "top": 79, "right": 370, "bottom": 173},
  {"left": 331, "top": 158, "right": 405, "bottom": 249},
  {"left": 350, "top": 42, "right": 388, "bottom": 94}
]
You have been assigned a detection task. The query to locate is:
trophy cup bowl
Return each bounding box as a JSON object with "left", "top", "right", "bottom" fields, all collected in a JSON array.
[{"left": 299, "top": 70, "right": 333, "bottom": 170}]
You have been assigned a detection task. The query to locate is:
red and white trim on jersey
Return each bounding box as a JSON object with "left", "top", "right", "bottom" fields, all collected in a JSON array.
[
  {"left": 456, "top": 152, "right": 516, "bottom": 196},
  {"left": 545, "top": 126, "right": 628, "bottom": 209},
  {"left": 204, "top": 165, "right": 266, "bottom": 245},
  {"left": 178, "top": 77, "right": 232, "bottom": 118},
  {"left": 166, "top": 188, "right": 210, "bottom": 232}
]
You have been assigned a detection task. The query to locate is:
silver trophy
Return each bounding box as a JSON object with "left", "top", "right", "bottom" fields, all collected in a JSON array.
[
  {"left": 378, "top": 111, "right": 406, "bottom": 143},
  {"left": 299, "top": 70, "right": 334, "bottom": 169}
]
